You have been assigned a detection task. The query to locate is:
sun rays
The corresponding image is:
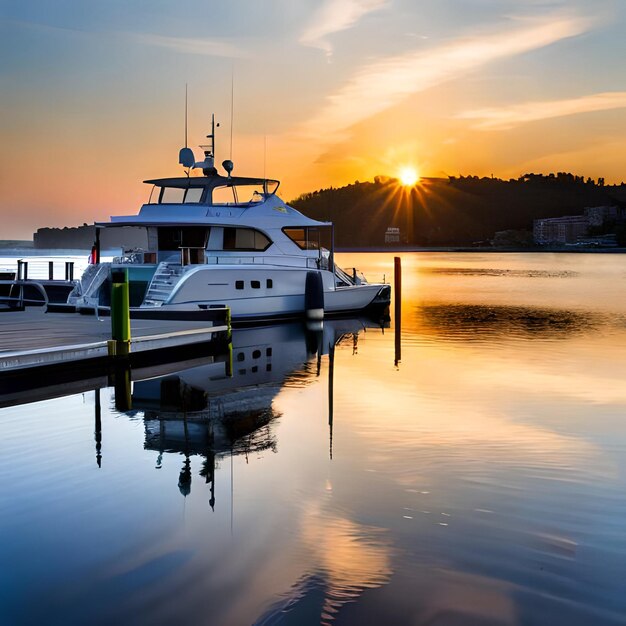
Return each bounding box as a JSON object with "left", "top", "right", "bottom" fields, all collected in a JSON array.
[{"left": 398, "top": 166, "right": 420, "bottom": 186}]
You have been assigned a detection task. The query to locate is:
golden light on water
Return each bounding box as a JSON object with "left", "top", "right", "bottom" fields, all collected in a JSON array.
[{"left": 398, "top": 166, "right": 420, "bottom": 186}]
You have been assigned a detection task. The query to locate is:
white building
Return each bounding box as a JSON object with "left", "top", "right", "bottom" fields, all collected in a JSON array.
[
  {"left": 385, "top": 227, "right": 400, "bottom": 244},
  {"left": 533, "top": 215, "right": 589, "bottom": 244}
]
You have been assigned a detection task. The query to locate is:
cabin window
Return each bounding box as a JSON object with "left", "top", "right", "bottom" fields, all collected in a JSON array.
[
  {"left": 158, "top": 227, "right": 209, "bottom": 250},
  {"left": 235, "top": 280, "right": 244, "bottom": 290},
  {"left": 251, "top": 280, "right": 260, "bottom": 289},
  {"left": 222, "top": 227, "right": 271, "bottom": 251},
  {"left": 283, "top": 227, "right": 331, "bottom": 251},
  {"left": 266, "top": 279, "right": 273, "bottom": 288}
]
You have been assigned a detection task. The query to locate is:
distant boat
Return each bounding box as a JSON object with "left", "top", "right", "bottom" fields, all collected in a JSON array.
[{"left": 68, "top": 117, "right": 390, "bottom": 322}]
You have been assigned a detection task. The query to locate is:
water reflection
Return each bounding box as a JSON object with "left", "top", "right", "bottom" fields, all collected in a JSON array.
[
  {"left": 414, "top": 303, "right": 600, "bottom": 340},
  {"left": 421, "top": 267, "right": 580, "bottom": 279},
  {"left": 257, "top": 508, "right": 393, "bottom": 626},
  {"left": 120, "top": 318, "right": 388, "bottom": 509},
  {"left": 5, "top": 253, "right": 626, "bottom": 625}
]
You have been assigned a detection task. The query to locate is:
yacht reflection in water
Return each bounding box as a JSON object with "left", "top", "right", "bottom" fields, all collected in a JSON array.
[{"left": 124, "top": 317, "right": 388, "bottom": 507}]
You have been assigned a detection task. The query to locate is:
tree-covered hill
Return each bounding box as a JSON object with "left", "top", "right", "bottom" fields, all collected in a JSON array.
[{"left": 290, "top": 174, "right": 626, "bottom": 247}]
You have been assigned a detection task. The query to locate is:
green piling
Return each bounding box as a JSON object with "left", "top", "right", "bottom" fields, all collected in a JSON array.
[{"left": 110, "top": 268, "right": 131, "bottom": 356}]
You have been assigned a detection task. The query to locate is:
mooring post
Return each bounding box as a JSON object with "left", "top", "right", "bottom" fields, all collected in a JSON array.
[
  {"left": 94, "top": 388, "right": 102, "bottom": 468},
  {"left": 394, "top": 256, "right": 402, "bottom": 366},
  {"left": 109, "top": 268, "right": 131, "bottom": 356}
]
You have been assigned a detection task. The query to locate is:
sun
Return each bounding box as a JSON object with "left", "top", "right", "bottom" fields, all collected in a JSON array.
[{"left": 398, "top": 166, "right": 420, "bottom": 186}]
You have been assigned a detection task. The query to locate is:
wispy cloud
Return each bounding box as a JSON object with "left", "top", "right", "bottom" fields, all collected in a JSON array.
[
  {"left": 300, "top": 0, "right": 389, "bottom": 56},
  {"left": 299, "top": 12, "right": 594, "bottom": 141},
  {"left": 457, "top": 92, "right": 626, "bottom": 130},
  {"left": 129, "top": 33, "right": 246, "bottom": 58},
  {"left": 3, "top": 21, "right": 248, "bottom": 59}
]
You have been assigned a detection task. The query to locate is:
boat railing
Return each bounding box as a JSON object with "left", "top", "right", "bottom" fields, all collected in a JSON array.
[
  {"left": 334, "top": 265, "right": 366, "bottom": 287},
  {"left": 180, "top": 247, "right": 205, "bottom": 266},
  {"left": 202, "top": 254, "right": 322, "bottom": 269},
  {"left": 13, "top": 259, "right": 76, "bottom": 282},
  {"left": 113, "top": 252, "right": 327, "bottom": 270}
]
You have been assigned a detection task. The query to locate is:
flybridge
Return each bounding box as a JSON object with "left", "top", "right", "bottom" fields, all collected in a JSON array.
[{"left": 144, "top": 176, "right": 280, "bottom": 207}]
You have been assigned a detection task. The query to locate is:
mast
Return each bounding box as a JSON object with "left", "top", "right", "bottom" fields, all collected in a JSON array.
[{"left": 199, "top": 114, "right": 218, "bottom": 177}]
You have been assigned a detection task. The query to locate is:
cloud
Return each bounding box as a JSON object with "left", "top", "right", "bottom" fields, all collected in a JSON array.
[
  {"left": 3, "top": 20, "right": 247, "bottom": 59},
  {"left": 298, "top": 12, "right": 594, "bottom": 142},
  {"left": 129, "top": 33, "right": 247, "bottom": 58},
  {"left": 457, "top": 92, "right": 626, "bottom": 130},
  {"left": 300, "top": 0, "right": 389, "bottom": 56}
]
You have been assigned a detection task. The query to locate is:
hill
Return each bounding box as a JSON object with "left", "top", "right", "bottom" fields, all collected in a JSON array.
[{"left": 291, "top": 174, "right": 626, "bottom": 247}]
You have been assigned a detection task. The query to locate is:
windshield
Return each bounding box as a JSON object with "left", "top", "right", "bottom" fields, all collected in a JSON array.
[
  {"left": 212, "top": 184, "right": 265, "bottom": 205},
  {"left": 148, "top": 186, "right": 204, "bottom": 204}
]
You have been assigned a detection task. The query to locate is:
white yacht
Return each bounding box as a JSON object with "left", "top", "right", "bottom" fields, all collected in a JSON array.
[{"left": 70, "top": 119, "right": 390, "bottom": 322}]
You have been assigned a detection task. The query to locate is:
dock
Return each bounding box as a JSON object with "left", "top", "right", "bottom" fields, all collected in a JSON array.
[{"left": 0, "top": 307, "right": 231, "bottom": 405}]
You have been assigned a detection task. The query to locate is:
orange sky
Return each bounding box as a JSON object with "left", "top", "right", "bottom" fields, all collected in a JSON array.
[{"left": 1, "top": 1, "right": 626, "bottom": 238}]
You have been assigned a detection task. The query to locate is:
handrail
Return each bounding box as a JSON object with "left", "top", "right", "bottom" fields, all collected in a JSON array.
[
  {"left": 179, "top": 246, "right": 205, "bottom": 266},
  {"left": 0, "top": 280, "right": 49, "bottom": 309},
  {"left": 15, "top": 259, "right": 75, "bottom": 281}
]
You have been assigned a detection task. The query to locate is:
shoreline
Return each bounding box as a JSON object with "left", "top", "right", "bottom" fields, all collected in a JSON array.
[{"left": 336, "top": 246, "right": 626, "bottom": 254}]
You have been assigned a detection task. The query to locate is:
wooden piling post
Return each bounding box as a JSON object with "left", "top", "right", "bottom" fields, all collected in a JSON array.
[
  {"left": 394, "top": 256, "right": 401, "bottom": 366},
  {"left": 94, "top": 388, "right": 102, "bottom": 468}
]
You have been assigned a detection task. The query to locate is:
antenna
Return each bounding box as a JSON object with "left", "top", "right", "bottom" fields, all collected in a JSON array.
[
  {"left": 178, "top": 84, "right": 195, "bottom": 169},
  {"left": 230, "top": 66, "right": 234, "bottom": 160}
]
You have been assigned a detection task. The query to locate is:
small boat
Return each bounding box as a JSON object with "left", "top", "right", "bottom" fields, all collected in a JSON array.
[{"left": 69, "top": 117, "right": 391, "bottom": 322}]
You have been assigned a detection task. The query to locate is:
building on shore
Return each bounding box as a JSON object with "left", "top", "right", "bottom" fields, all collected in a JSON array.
[
  {"left": 533, "top": 215, "right": 589, "bottom": 245},
  {"left": 584, "top": 205, "right": 625, "bottom": 227},
  {"left": 384, "top": 227, "right": 400, "bottom": 244}
]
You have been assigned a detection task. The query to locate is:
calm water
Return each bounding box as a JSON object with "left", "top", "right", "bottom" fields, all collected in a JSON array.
[{"left": 2, "top": 252, "right": 626, "bottom": 625}]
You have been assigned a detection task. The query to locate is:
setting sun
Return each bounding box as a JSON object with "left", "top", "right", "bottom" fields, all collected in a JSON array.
[{"left": 398, "top": 166, "right": 420, "bottom": 186}]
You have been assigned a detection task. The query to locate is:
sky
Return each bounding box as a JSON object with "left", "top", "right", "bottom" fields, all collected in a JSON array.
[{"left": 1, "top": 0, "right": 626, "bottom": 238}]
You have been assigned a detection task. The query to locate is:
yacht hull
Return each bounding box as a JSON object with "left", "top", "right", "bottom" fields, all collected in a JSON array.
[{"left": 143, "top": 265, "right": 390, "bottom": 321}]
